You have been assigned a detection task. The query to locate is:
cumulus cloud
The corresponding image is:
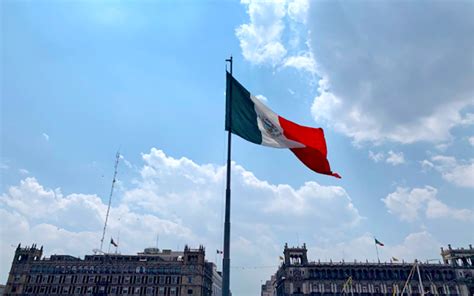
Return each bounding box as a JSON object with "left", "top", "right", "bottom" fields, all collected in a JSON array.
[
  {"left": 0, "top": 148, "right": 362, "bottom": 295},
  {"left": 422, "top": 155, "right": 474, "bottom": 188},
  {"left": 0, "top": 177, "right": 193, "bottom": 237},
  {"left": 236, "top": 0, "right": 316, "bottom": 74},
  {"left": 126, "top": 148, "right": 362, "bottom": 231},
  {"left": 283, "top": 53, "right": 316, "bottom": 73},
  {"left": 236, "top": 0, "right": 287, "bottom": 66},
  {"left": 308, "top": 1, "right": 474, "bottom": 144},
  {"left": 382, "top": 186, "right": 473, "bottom": 222},
  {"left": 287, "top": 0, "right": 309, "bottom": 24}
]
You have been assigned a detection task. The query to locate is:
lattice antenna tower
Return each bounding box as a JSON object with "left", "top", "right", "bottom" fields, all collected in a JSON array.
[{"left": 99, "top": 151, "right": 120, "bottom": 253}]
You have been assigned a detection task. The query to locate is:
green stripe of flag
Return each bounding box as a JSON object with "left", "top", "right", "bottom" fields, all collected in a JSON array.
[{"left": 225, "top": 72, "right": 262, "bottom": 145}]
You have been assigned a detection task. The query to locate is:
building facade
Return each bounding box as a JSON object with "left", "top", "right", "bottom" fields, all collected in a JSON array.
[
  {"left": 262, "top": 243, "right": 474, "bottom": 296},
  {"left": 4, "top": 244, "right": 222, "bottom": 296}
]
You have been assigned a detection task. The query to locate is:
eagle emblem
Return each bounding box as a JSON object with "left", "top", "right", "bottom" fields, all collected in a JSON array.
[{"left": 261, "top": 116, "right": 282, "bottom": 137}]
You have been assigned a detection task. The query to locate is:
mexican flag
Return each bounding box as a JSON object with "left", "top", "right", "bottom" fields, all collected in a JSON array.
[
  {"left": 375, "top": 238, "right": 384, "bottom": 246},
  {"left": 225, "top": 72, "right": 340, "bottom": 178}
]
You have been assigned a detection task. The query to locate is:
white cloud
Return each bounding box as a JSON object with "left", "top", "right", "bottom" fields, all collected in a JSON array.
[
  {"left": 368, "top": 150, "right": 384, "bottom": 163},
  {"left": 386, "top": 151, "right": 405, "bottom": 166},
  {"left": 382, "top": 186, "right": 473, "bottom": 222},
  {"left": 236, "top": 0, "right": 288, "bottom": 66},
  {"left": 0, "top": 162, "right": 9, "bottom": 170},
  {"left": 287, "top": 0, "right": 309, "bottom": 23},
  {"left": 311, "top": 76, "right": 342, "bottom": 123},
  {"left": 368, "top": 150, "right": 404, "bottom": 165},
  {"left": 0, "top": 148, "right": 362, "bottom": 294},
  {"left": 283, "top": 53, "right": 316, "bottom": 73},
  {"left": 0, "top": 177, "right": 192, "bottom": 236},
  {"left": 42, "top": 133, "right": 49, "bottom": 141},
  {"left": 255, "top": 94, "right": 268, "bottom": 102},
  {"left": 236, "top": 0, "right": 315, "bottom": 73},
  {"left": 126, "top": 148, "right": 362, "bottom": 231},
  {"left": 428, "top": 156, "right": 474, "bottom": 188},
  {"left": 308, "top": 2, "right": 474, "bottom": 144}
]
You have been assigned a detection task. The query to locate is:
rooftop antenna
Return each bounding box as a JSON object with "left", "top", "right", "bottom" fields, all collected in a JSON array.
[{"left": 99, "top": 151, "right": 120, "bottom": 253}]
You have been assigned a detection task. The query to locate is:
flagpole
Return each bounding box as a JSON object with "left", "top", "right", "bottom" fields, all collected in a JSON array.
[{"left": 223, "top": 55, "right": 233, "bottom": 296}]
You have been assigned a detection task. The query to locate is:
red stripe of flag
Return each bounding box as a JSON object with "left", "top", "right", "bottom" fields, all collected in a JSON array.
[{"left": 278, "top": 116, "right": 341, "bottom": 178}]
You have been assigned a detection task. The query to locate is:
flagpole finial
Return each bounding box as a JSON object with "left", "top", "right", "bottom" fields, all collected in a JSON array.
[{"left": 225, "top": 56, "right": 233, "bottom": 74}]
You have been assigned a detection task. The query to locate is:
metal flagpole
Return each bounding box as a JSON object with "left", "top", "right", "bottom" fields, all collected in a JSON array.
[
  {"left": 223, "top": 56, "right": 233, "bottom": 296},
  {"left": 100, "top": 151, "right": 120, "bottom": 252},
  {"left": 416, "top": 261, "right": 425, "bottom": 296}
]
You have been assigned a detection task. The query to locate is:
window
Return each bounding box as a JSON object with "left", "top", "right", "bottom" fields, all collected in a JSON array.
[
  {"left": 188, "top": 289, "right": 193, "bottom": 295},
  {"left": 188, "top": 276, "right": 193, "bottom": 283},
  {"left": 159, "top": 287, "right": 165, "bottom": 296}
]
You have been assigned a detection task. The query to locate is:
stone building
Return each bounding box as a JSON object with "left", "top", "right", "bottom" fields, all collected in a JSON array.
[
  {"left": 262, "top": 243, "right": 474, "bottom": 296},
  {"left": 4, "top": 243, "right": 222, "bottom": 296}
]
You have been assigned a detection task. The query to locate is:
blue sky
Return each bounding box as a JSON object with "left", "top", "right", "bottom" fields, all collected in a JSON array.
[{"left": 1, "top": 1, "right": 473, "bottom": 295}]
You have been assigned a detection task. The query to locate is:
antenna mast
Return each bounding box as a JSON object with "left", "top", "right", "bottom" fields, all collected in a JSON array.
[{"left": 100, "top": 151, "right": 120, "bottom": 253}]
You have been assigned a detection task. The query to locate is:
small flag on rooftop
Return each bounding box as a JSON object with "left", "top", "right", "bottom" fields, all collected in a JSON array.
[
  {"left": 110, "top": 238, "right": 118, "bottom": 247},
  {"left": 375, "top": 238, "right": 384, "bottom": 246}
]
